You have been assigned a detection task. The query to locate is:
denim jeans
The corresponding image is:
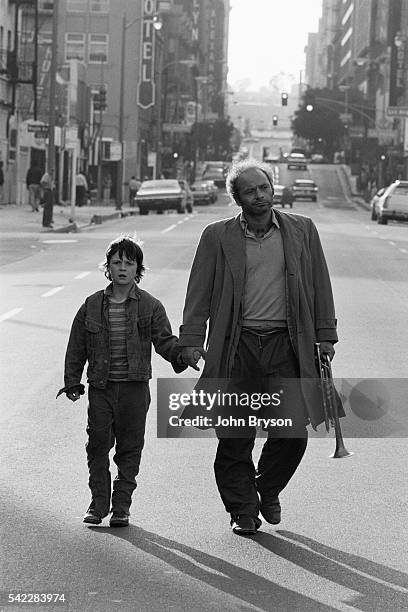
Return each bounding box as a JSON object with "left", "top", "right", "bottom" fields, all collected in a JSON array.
[
  {"left": 86, "top": 381, "right": 150, "bottom": 517},
  {"left": 214, "top": 328, "right": 308, "bottom": 518}
]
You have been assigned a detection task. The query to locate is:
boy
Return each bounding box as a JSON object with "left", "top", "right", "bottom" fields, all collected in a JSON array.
[{"left": 57, "top": 236, "right": 187, "bottom": 527}]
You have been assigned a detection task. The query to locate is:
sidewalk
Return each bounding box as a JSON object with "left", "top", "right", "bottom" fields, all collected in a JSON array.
[{"left": 0, "top": 201, "right": 139, "bottom": 234}]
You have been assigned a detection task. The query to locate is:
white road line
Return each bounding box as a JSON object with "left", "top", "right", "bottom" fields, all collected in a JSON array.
[
  {"left": 161, "top": 224, "right": 177, "bottom": 234},
  {"left": 400, "top": 248, "right": 408, "bottom": 254},
  {"left": 0, "top": 308, "right": 23, "bottom": 322},
  {"left": 41, "top": 286, "right": 64, "bottom": 298},
  {"left": 389, "top": 241, "right": 396, "bottom": 246},
  {"left": 41, "top": 239, "right": 78, "bottom": 244},
  {"left": 75, "top": 271, "right": 91, "bottom": 279}
]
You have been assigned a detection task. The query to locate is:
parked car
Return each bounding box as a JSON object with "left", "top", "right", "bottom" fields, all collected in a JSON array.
[
  {"left": 135, "top": 179, "right": 187, "bottom": 215},
  {"left": 201, "top": 179, "right": 218, "bottom": 202},
  {"left": 287, "top": 153, "right": 308, "bottom": 170},
  {"left": 201, "top": 167, "right": 226, "bottom": 188},
  {"left": 178, "top": 179, "right": 194, "bottom": 213},
  {"left": 291, "top": 179, "right": 318, "bottom": 201},
  {"left": 273, "top": 184, "right": 294, "bottom": 208},
  {"left": 371, "top": 180, "right": 408, "bottom": 225},
  {"left": 191, "top": 181, "right": 212, "bottom": 205},
  {"left": 310, "top": 153, "right": 325, "bottom": 164}
]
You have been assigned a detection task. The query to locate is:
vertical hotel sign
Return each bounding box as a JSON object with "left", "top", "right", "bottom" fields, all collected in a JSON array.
[{"left": 137, "top": 0, "right": 158, "bottom": 109}]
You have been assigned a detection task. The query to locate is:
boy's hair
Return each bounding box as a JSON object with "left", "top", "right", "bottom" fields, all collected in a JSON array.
[
  {"left": 225, "top": 158, "right": 274, "bottom": 204},
  {"left": 104, "top": 236, "right": 145, "bottom": 283}
]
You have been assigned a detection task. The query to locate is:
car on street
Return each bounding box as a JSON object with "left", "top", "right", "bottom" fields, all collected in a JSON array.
[
  {"left": 291, "top": 179, "right": 318, "bottom": 201},
  {"left": 371, "top": 180, "right": 408, "bottom": 225},
  {"left": 273, "top": 184, "right": 294, "bottom": 208},
  {"left": 287, "top": 152, "right": 308, "bottom": 170},
  {"left": 191, "top": 180, "right": 213, "bottom": 205},
  {"left": 178, "top": 179, "right": 194, "bottom": 213},
  {"left": 135, "top": 179, "right": 187, "bottom": 215},
  {"left": 201, "top": 167, "right": 226, "bottom": 188},
  {"left": 201, "top": 179, "right": 218, "bottom": 202},
  {"left": 310, "top": 153, "right": 326, "bottom": 163}
]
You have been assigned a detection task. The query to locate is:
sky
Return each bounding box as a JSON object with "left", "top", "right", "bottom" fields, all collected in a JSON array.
[{"left": 228, "top": 0, "right": 323, "bottom": 90}]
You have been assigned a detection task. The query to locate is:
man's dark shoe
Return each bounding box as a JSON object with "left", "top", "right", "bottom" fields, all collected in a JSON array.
[
  {"left": 230, "top": 514, "right": 261, "bottom": 535},
  {"left": 260, "top": 496, "right": 281, "bottom": 524},
  {"left": 83, "top": 510, "right": 102, "bottom": 525},
  {"left": 109, "top": 513, "right": 129, "bottom": 527}
]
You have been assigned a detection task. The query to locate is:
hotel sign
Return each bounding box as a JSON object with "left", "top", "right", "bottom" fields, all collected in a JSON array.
[{"left": 137, "top": 0, "right": 158, "bottom": 109}]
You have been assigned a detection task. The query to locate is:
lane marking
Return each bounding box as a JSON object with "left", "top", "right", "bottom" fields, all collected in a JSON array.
[
  {"left": 0, "top": 308, "right": 23, "bottom": 322},
  {"left": 161, "top": 224, "right": 177, "bottom": 234},
  {"left": 389, "top": 241, "right": 396, "bottom": 246},
  {"left": 41, "top": 239, "right": 78, "bottom": 244},
  {"left": 41, "top": 286, "right": 64, "bottom": 298},
  {"left": 400, "top": 248, "right": 407, "bottom": 254},
  {"left": 75, "top": 271, "right": 91, "bottom": 279}
]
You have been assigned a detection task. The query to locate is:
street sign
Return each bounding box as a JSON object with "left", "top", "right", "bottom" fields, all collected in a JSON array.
[
  {"left": 162, "top": 123, "right": 192, "bottom": 133},
  {"left": 27, "top": 123, "right": 49, "bottom": 136},
  {"left": 340, "top": 113, "right": 353, "bottom": 123},
  {"left": 387, "top": 106, "right": 408, "bottom": 117},
  {"left": 349, "top": 126, "right": 365, "bottom": 138}
]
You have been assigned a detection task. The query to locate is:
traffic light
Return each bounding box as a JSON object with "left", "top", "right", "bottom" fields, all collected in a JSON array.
[
  {"left": 99, "top": 87, "right": 107, "bottom": 111},
  {"left": 281, "top": 92, "right": 288, "bottom": 106},
  {"left": 272, "top": 115, "right": 278, "bottom": 126}
]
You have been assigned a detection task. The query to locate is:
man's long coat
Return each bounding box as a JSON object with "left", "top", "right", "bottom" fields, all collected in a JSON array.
[{"left": 179, "top": 210, "right": 338, "bottom": 429}]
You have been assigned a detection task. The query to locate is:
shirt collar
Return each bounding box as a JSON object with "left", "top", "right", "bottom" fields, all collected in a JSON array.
[
  {"left": 104, "top": 281, "right": 140, "bottom": 300},
  {"left": 239, "top": 208, "right": 280, "bottom": 232}
]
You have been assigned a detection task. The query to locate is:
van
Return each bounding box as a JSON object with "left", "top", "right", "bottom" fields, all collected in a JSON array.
[{"left": 375, "top": 180, "right": 408, "bottom": 225}]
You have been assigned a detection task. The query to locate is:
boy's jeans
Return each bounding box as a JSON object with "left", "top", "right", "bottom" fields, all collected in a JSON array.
[{"left": 86, "top": 381, "right": 150, "bottom": 517}]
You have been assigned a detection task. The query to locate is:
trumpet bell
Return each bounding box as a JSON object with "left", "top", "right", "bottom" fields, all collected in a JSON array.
[{"left": 330, "top": 442, "right": 354, "bottom": 459}]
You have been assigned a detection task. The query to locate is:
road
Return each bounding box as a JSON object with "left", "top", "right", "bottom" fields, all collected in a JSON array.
[{"left": 1, "top": 165, "right": 408, "bottom": 612}]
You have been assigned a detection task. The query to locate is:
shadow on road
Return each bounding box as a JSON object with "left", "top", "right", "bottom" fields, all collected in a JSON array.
[
  {"left": 257, "top": 530, "right": 408, "bottom": 611},
  {"left": 97, "top": 525, "right": 339, "bottom": 611}
]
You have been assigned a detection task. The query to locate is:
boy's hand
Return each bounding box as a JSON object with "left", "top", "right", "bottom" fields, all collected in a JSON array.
[{"left": 181, "top": 347, "right": 206, "bottom": 371}]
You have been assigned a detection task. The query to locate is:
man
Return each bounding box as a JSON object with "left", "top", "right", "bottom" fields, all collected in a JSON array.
[
  {"left": 128, "top": 176, "right": 141, "bottom": 207},
  {"left": 26, "top": 162, "right": 43, "bottom": 212},
  {"left": 75, "top": 171, "right": 88, "bottom": 207},
  {"left": 179, "top": 159, "right": 337, "bottom": 536}
]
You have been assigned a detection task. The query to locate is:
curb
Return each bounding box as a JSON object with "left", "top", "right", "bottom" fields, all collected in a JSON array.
[{"left": 50, "top": 208, "right": 139, "bottom": 233}]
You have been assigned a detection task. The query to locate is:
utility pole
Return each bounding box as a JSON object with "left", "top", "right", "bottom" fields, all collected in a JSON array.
[
  {"left": 47, "top": 0, "right": 59, "bottom": 180},
  {"left": 115, "top": 12, "right": 127, "bottom": 209}
]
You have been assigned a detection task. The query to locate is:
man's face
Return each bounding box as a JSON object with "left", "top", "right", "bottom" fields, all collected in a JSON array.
[{"left": 235, "top": 168, "right": 274, "bottom": 216}]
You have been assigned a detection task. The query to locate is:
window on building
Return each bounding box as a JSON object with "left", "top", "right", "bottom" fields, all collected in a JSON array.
[
  {"left": 88, "top": 34, "right": 108, "bottom": 63},
  {"left": 65, "top": 33, "right": 86, "bottom": 62},
  {"left": 67, "top": 0, "right": 86, "bottom": 12},
  {"left": 90, "top": 0, "right": 109, "bottom": 13},
  {"left": 38, "top": 31, "right": 53, "bottom": 45}
]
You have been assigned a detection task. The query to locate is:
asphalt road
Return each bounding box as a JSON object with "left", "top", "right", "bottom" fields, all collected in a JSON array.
[{"left": 1, "top": 168, "right": 408, "bottom": 612}]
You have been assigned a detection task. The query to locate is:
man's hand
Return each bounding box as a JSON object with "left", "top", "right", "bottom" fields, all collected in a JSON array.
[
  {"left": 66, "top": 389, "right": 81, "bottom": 402},
  {"left": 181, "top": 346, "right": 206, "bottom": 371},
  {"left": 319, "top": 341, "right": 335, "bottom": 361}
]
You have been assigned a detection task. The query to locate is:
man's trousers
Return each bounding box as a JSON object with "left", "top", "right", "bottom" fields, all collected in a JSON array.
[{"left": 214, "top": 328, "right": 308, "bottom": 518}]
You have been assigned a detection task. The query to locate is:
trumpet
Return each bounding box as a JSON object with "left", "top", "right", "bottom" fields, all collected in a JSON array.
[{"left": 315, "top": 343, "right": 353, "bottom": 459}]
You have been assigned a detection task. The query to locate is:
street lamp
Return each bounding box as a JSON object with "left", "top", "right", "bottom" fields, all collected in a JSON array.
[{"left": 116, "top": 11, "right": 162, "bottom": 208}]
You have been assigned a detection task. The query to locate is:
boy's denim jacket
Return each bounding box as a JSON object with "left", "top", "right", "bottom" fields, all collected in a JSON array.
[{"left": 57, "top": 282, "right": 185, "bottom": 396}]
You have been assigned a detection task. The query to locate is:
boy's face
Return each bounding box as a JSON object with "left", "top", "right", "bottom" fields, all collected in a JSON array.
[{"left": 109, "top": 253, "right": 138, "bottom": 286}]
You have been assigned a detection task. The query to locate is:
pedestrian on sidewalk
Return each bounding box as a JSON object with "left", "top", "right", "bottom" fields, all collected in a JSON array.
[
  {"left": 40, "top": 171, "right": 54, "bottom": 228},
  {"left": 75, "top": 171, "right": 88, "bottom": 207},
  {"left": 57, "top": 236, "right": 187, "bottom": 527},
  {"left": 0, "top": 161, "right": 4, "bottom": 204},
  {"left": 26, "top": 162, "right": 43, "bottom": 212},
  {"left": 179, "top": 159, "right": 339, "bottom": 536},
  {"left": 128, "top": 176, "right": 141, "bottom": 207}
]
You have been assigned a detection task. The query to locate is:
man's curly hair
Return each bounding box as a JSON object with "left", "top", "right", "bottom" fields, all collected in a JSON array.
[{"left": 225, "top": 158, "right": 274, "bottom": 204}]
